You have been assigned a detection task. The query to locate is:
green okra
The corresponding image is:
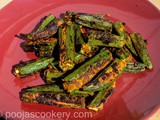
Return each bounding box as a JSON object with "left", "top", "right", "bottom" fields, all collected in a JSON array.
[
  {"left": 34, "top": 14, "right": 56, "bottom": 33},
  {"left": 83, "top": 59, "right": 126, "bottom": 92},
  {"left": 70, "top": 90, "right": 94, "bottom": 97},
  {"left": 21, "top": 84, "right": 63, "bottom": 93},
  {"left": 74, "top": 13, "right": 112, "bottom": 31},
  {"left": 74, "top": 23, "right": 85, "bottom": 45},
  {"left": 115, "top": 47, "right": 132, "bottom": 61},
  {"left": 130, "top": 33, "right": 152, "bottom": 69},
  {"left": 63, "top": 49, "right": 113, "bottom": 92},
  {"left": 12, "top": 57, "right": 54, "bottom": 78},
  {"left": 59, "top": 22, "right": 76, "bottom": 71},
  {"left": 44, "top": 69, "right": 64, "bottom": 84},
  {"left": 20, "top": 91, "right": 85, "bottom": 108},
  {"left": 123, "top": 62, "right": 146, "bottom": 73},
  {"left": 88, "top": 34, "right": 125, "bottom": 48},
  {"left": 114, "top": 22, "right": 137, "bottom": 56},
  {"left": 87, "top": 85, "right": 114, "bottom": 111},
  {"left": 73, "top": 53, "right": 87, "bottom": 64}
]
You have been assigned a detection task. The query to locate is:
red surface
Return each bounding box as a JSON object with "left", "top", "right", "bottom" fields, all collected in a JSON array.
[{"left": 0, "top": 0, "right": 160, "bottom": 120}]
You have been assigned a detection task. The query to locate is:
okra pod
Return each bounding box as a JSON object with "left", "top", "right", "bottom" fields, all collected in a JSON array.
[
  {"left": 27, "top": 18, "right": 63, "bottom": 40},
  {"left": 22, "top": 38, "right": 57, "bottom": 52},
  {"left": 75, "top": 14, "right": 112, "bottom": 31},
  {"left": 114, "top": 22, "right": 137, "bottom": 56},
  {"left": 63, "top": 49, "right": 113, "bottom": 92},
  {"left": 130, "top": 33, "right": 152, "bottom": 69},
  {"left": 12, "top": 57, "right": 54, "bottom": 78},
  {"left": 70, "top": 90, "right": 94, "bottom": 97},
  {"left": 123, "top": 62, "right": 146, "bottom": 73},
  {"left": 65, "top": 11, "right": 105, "bottom": 19},
  {"left": 20, "top": 92, "right": 85, "bottom": 108},
  {"left": 21, "top": 84, "right": 63, "bottom": 93},
  {"left": 88, "top": 34, "right": 125, "bottom": 48},
  {"left": 74, "top": 23, "right": 85, "bottom": 45},
  {"left": 115, "top": 47, "right": 132, "bottom": 61},
  {"left": 87, "top": 85, "right": 114, "bottom": 111},
  {"left": 44, "top": 69, "right": 64, "bottom": 84},
  {"left": 73, "top": 53, "right": 88, "bottom": 64},
  {"left": 59, "top": 22, "right": 76, "bottom": 71},
  {"left": 34, "top": 14, "right": 56, "bottom": 33},
  {"left": 83, "top": 58, "right": 126, "bottom": 92}
]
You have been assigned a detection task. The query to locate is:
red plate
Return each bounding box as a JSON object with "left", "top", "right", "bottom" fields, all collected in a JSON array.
[{"left": 0, "top": 0, "right": 160, "bottom": 120}]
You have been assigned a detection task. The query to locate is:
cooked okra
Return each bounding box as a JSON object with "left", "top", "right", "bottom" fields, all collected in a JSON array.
[
  {"left": 63, "top": 49, "right": 113, "bottom": 92},
  {"left": 13, "top": 11, "right": 153, "bottom": 111},
  {"left": 130, "top": 33, "right": 152, "bottom": 69},
  {"left": 12, "top": 58, "right": 54, "bottom": 78}
]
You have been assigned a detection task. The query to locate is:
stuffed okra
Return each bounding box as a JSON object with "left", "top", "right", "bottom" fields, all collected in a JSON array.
[
  {"left": 20, "top": 92, "right": 85, "bottom": 108},
  {"left": 12, "top": 58, "right": 54, "bottom": 78},
  {"left": 59, "top": 22, "right": 76, "bottom": 71},
  {"left": 63, "top": 49, "right": 113, "bottom": 92},
  {"left": 83, "top": 58, "right": 126, "bottom": 91}
]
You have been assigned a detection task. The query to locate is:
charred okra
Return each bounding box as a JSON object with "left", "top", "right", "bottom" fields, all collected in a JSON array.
[
  {"left": 34, "top": 14, "right": 56, "bottom": 33},
  {"left": 20, "top": 92, "right": 85, "bottom": 108},
  {"left": 88, "top": 34, "right": 125, "bottom": 48},
  {"left": 130, "top": 33, "right": 152, "bottom": 69},
  {"left": 87, "top": 84, "right": 115, "bottom": 111},
  {"left": 114, "top": 22, "right": 137, "bottom": 56},
  {"left": 26, "top": 18, "right": 63, "bottom": 40},
  {"left": 21, "top": 84, "right": 63, "bottom": 93},
  {"left": 123, "top": 62, "right": 146, "bottom": 73},
  {"left": 12, "top": 57, "right": 54, "bottom": 78},
  {"left": 63, "top": 49, "right": 113, "bottom": 92},
  {"left": 83, "top": 58, "right": 126, "bottom": 92},
  {"left": 59, "top": 22, "right": 76, "bottom": 71},
  {"left": 74, "top": 13, "right": 113, "bottom": 31}
]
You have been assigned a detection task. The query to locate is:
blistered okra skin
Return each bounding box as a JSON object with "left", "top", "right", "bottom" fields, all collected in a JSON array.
[
  {"left": 74, "top": 13, "right": 113, "bottom": 31},
  {"left": 83, "top": 58, "right": 126, "bottom": 92},
  {"left": 63, "top": 49, "right": 113, "bottom": 92},
  {"left": 130, "top": 33, "right": 152, "bottom": 69},
  {"left": 114, "top": 22, "right": 137, "bottom": 56},
  {"left": 88, "top": 34, "right": 125, "bottom": 48},
  {"left": 26, "top": 18, "right": 63, "bottom": 40},
  {"left": 12, "top": 57, "right": 54, "bottom": 78},
  {"left": 123, "top": 62, "right": 146, "bottom": 73},
  {"left": 87, "top": 85, "right": 114, "bottom": 111},
  {"left": 22, "top": 38, "right": 57, "bottom": 52},
  {"left": 115, "top": 47, "right": 132, "bottom": 61},
  {"left": 59, "top": 22, "right": 76, "bottom": 71},
  {"left": 20, "top": 91, "right": 85, "bottom": 108},
  {"left": 21, "top": 84, "right": 64, "bottom": 93},
  {"left": 73, "top": 53, "right": 88, "bottom": 64},
  {"left": 34, "top": 14, "right": 56, "bottom": 33}
]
